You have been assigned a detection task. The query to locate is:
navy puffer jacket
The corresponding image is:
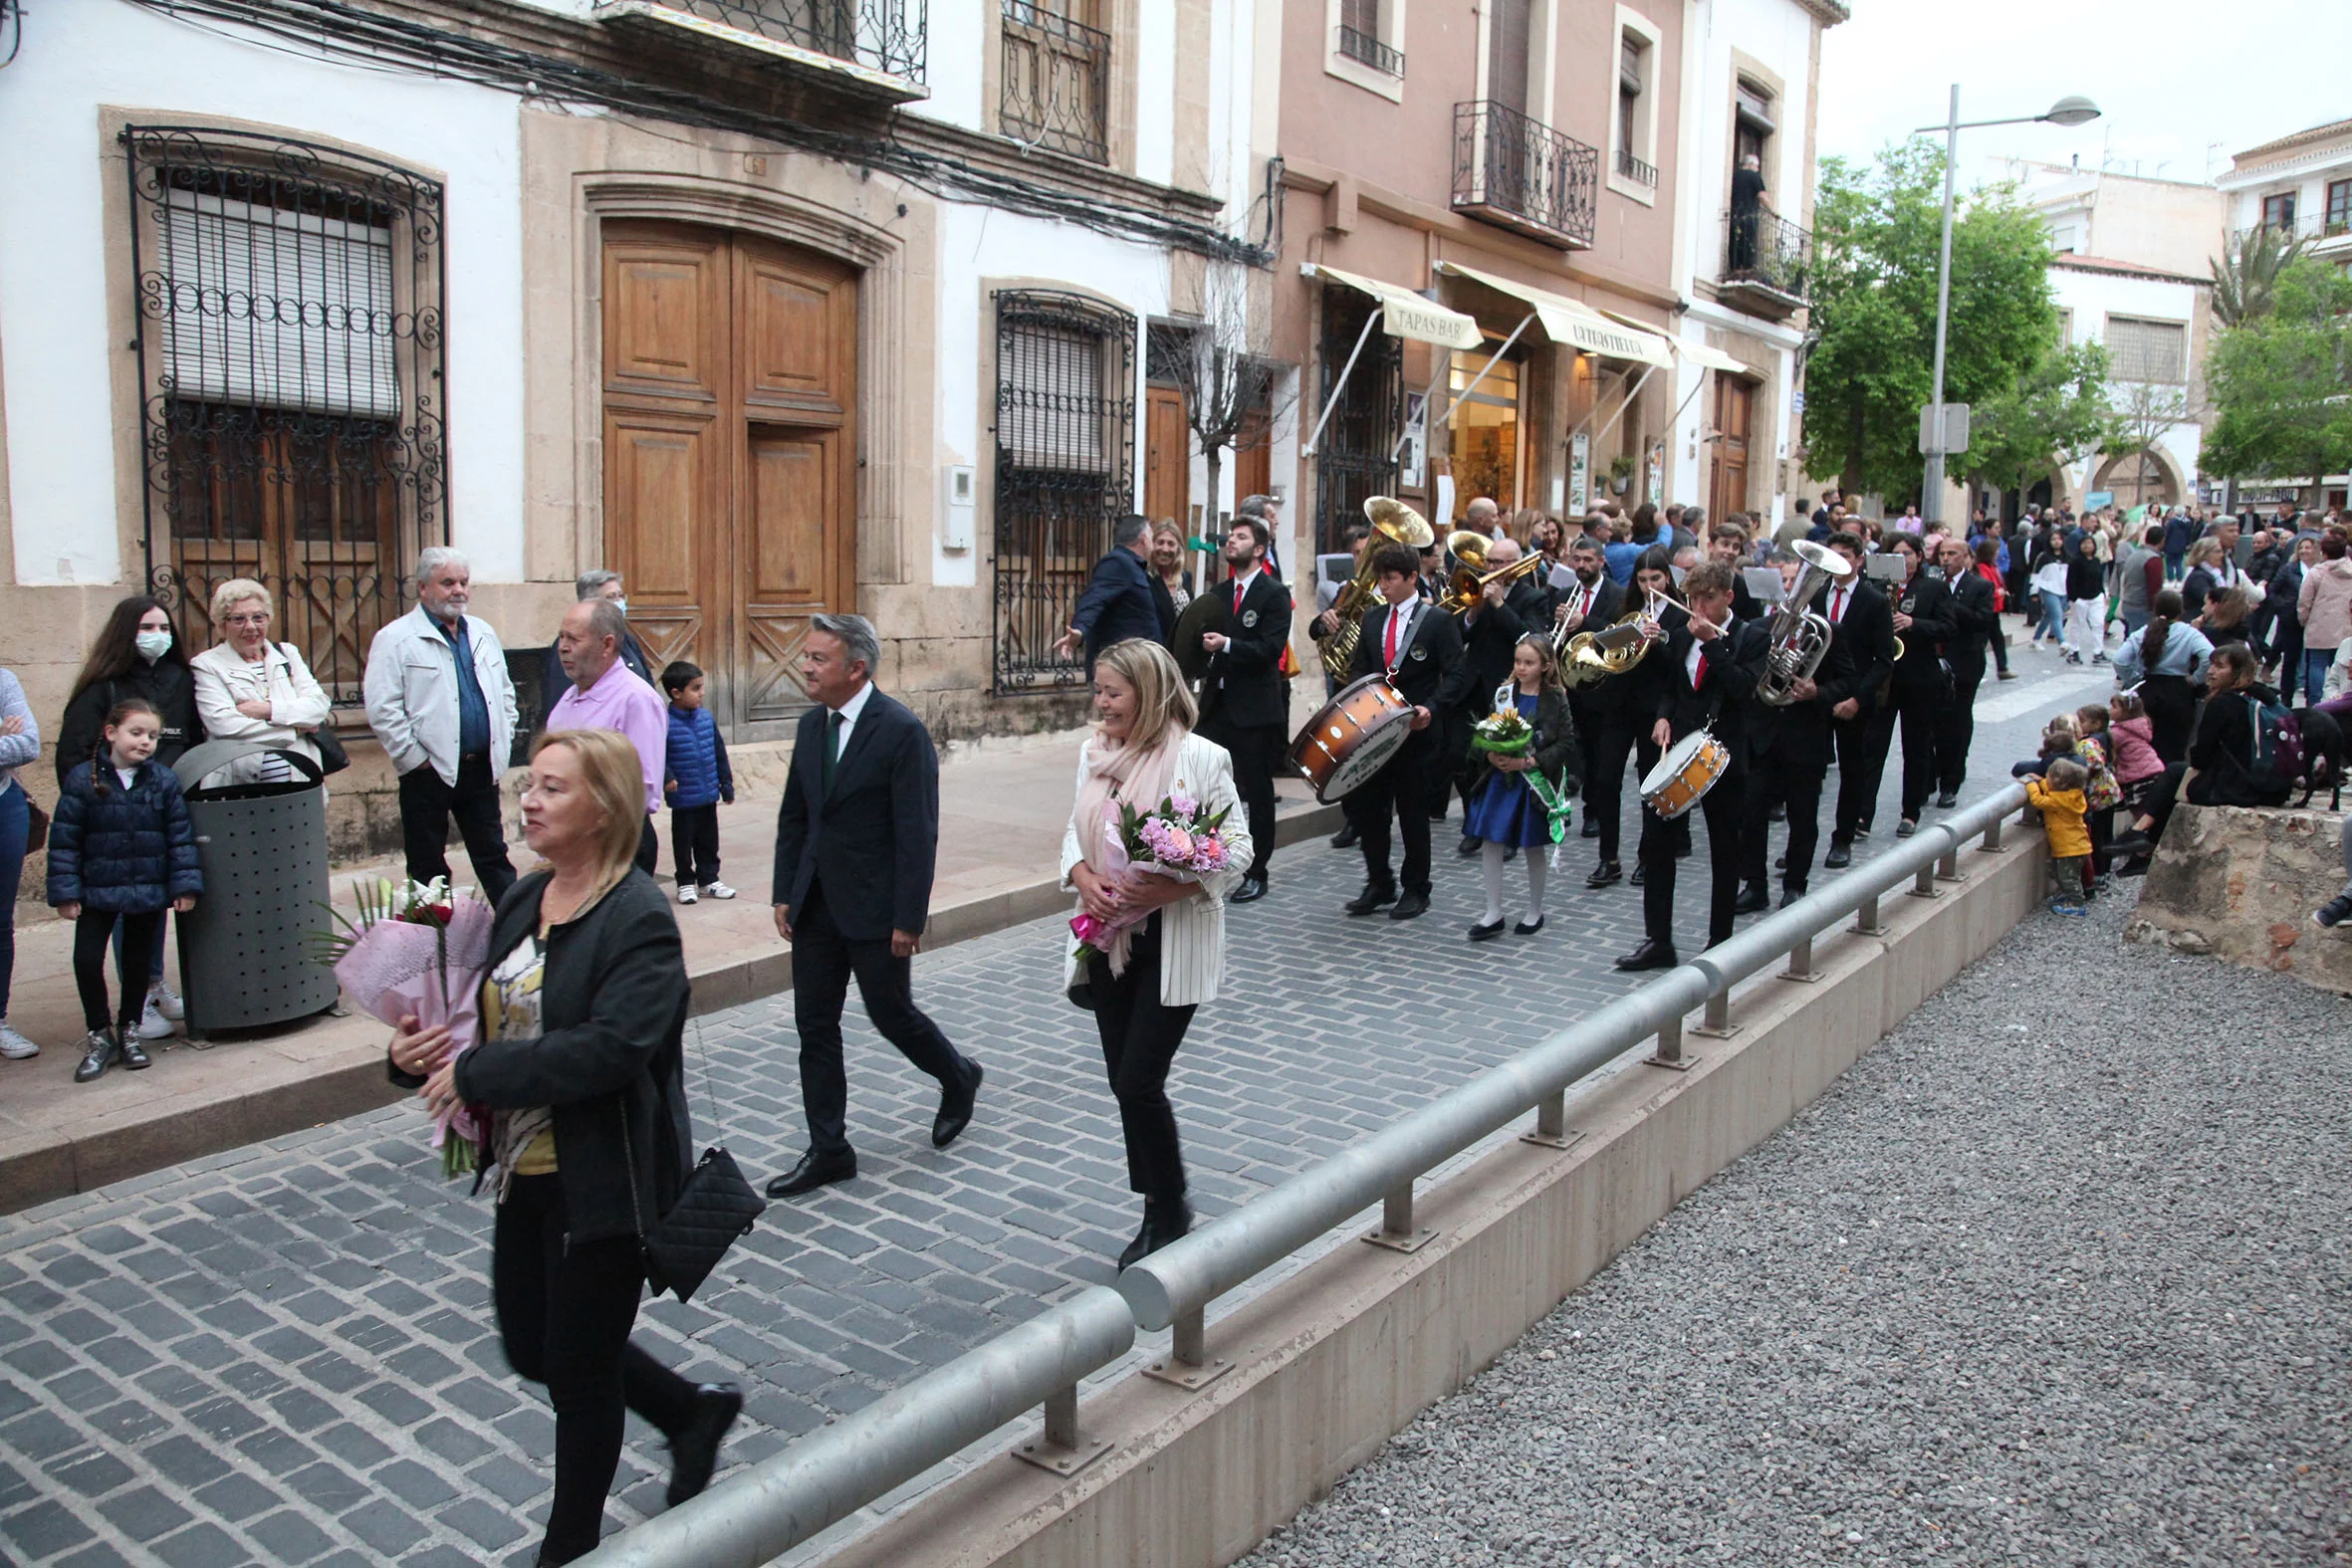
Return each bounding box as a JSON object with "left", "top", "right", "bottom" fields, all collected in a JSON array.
[{"left": 47, "top": 760, "right": 203, "bottom": 913}]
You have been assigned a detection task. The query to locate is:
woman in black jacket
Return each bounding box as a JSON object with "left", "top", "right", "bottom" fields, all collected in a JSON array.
[
  {"left": 390, "top": 728, "right": 739, "bottom": 1564},
  {"left": 1580, "top": 550, "right": 1680, "bottom": 889},
  {"left": 2111, "top": 644, "right": 2287, "bottom": 869}
]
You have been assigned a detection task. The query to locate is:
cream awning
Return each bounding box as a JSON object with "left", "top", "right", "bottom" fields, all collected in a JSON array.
[
  {"left": 1304, "top": 263, "right": 1484, "bottom": 350},
  {"left": 1434, "top": 261, "right": 1676, "bottom": 368},
  {"left": 1592, "top": 308, "right": 1752, "bottom": 375}
]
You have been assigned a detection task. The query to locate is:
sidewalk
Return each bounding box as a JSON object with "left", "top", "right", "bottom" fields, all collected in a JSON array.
[{"left": 0, "top": 721, "right": 1336, "bottom": 1212}]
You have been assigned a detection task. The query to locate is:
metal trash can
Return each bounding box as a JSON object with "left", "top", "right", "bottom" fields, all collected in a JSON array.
[{"left": 170, "top": 739, "right": 340, "bottom": 1035}]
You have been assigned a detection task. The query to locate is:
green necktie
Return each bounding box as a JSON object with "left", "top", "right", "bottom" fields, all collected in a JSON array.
[{"left": 823, "top": 710, "right": 845, "bottom": 793}]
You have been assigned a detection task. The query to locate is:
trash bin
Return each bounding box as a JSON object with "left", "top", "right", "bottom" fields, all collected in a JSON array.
[{"left": 170, "top": 739, "right": 340, "bottom": 1035}]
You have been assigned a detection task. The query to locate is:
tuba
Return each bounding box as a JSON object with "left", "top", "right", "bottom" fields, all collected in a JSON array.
[
  {"left": 1756, "top": 541, "right": 1854, "bottom": 705},
  {"left": 1318, "top": 497, "right": 1436, "bottom": 674}
]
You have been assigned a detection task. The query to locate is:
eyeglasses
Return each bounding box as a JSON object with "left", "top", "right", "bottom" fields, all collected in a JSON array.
[{"left": 224, "top": 613, "right": 271, "bottom": 627}]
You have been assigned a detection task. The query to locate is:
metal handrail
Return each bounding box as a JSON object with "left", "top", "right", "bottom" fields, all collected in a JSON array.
[{"left": 586, "top": 782, "right": 2030, "bottom": 1561}]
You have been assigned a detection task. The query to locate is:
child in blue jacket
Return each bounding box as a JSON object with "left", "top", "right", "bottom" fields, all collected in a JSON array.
[
  {"left": 47, "top": 698, "right": 202, "bottom": 1081},
  {"left": 660, "top": 661, "right": 735, "bottom": 904}
]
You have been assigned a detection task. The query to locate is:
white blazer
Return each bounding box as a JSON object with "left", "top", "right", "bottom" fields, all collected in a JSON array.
[
  {"left": 189, "top": 641, "right": 333, "bottom": 784},
  {"left": 1058, "top": 731, "right": 1252, "bottom": 1008}
]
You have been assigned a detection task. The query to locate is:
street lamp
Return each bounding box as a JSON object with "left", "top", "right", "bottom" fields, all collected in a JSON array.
[{"left": 1914, "top": 89, "right": 2102, "bottom": 524}]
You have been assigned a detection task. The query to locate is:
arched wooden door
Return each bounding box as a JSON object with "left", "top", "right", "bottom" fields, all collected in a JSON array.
[{"left": 600, "top": 220, "right": 858, "bottom": 737}]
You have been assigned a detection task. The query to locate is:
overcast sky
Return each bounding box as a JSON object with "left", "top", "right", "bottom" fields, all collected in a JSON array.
[{"left": 1818, "top": 0, "right": 2352, "bottom": 186}]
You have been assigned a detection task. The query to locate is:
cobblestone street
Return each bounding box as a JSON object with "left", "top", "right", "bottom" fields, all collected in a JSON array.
[{"left": 0, "top": 663, "right": 2108, "bottom": 1565}]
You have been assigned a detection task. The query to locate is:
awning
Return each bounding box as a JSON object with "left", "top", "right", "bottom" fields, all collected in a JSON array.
[
  {"left": 1434, "top": 261, "right": 1676, "bottom": 368},
  {"left": 1303, "top": 263, "right": 1483, "bottom": 350},
  {"left": 1590, "top": 308, "right": 1751, "bottom": 375}
]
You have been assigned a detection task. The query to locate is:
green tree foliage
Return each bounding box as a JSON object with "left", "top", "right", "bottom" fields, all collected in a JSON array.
[
  {"left": 2211, "top": 223, "right": 2311, "bottom": 330},
  {"left": 2204, "top": 257, "right": 2352, "bottom": 483},
  {"left": 1967, "top": 340, "right": 2111, "bottom": 496},
  {"left": 1805, "top": 142, "right": 2064, "bottom": 500}
]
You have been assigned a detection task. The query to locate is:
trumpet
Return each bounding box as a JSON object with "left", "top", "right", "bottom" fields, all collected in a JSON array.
[{"left": 1442, "top": 552, "right": 1545, "bottom": 614}]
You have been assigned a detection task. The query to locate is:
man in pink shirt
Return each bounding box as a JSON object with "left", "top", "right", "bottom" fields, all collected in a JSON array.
[{"left": 546, "top": 597, "right": 668, "bottom": 873}]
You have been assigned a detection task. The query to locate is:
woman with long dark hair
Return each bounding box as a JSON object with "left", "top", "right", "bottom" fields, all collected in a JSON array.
[
  {"left": 2111, "top": 588, "right": 2214, "bottom": 766},
  {"left": 1584, "top": 549, "right": 1682, "bottom": 891}
]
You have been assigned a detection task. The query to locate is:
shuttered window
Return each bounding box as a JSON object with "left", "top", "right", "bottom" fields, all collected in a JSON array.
[
  {"left": 1001, "top": 322, "right": 1112, "bottom": 470},
  {"left": 2106, "top": 316, "right": 2186, "bottom": 383}
]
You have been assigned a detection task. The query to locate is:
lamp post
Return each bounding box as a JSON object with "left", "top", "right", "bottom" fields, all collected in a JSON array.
[{"left": 1916, "top": 90, "right": 2101, "bottom": 525}]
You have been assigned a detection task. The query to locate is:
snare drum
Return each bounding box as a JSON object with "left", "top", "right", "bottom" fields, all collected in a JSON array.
[
  {"left": 1639, "top": 728, "right": 1730, "bottom": 820},
  {"left": 1289, "top": 675, "right": 1416, "bottom": 803}
]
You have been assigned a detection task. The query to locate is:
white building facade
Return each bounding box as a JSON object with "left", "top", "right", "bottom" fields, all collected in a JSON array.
[{"left": 2046, "top": 256, "right": 2211, "bottom": 512}]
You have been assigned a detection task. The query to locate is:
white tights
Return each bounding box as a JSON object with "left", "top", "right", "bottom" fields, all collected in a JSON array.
[{"left": 1480, "top": 839, "right": 1548, "bottom": 925}]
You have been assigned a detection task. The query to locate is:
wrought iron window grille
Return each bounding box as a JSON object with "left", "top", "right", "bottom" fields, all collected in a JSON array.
[
  {"left": 1336, "top": 24, "right": 1403, "bottom": 77},
  {"left": 1452, "top": 100, "right": 1599, "bottom": 249},
  {"left": 1311, "top": 288, "right": 1402, "bottom": 561},
  {"left": 1721, "top": 203, "right": 1813, "bottom": 304},
  {"left": 999, "top": 1, "right": 1111, "bottom": 164},
  {"left": 1614, "top": 146, "right": 1658, "bottom": 188},
  {"left": 637, "top": 0, "right": 926, "bottom": 85},
  {"left": 993, "top": 289, "right": 1136, "bottom": 695},
  {"left": 122, "top": 124, "right": 448, "bottom": 710}
]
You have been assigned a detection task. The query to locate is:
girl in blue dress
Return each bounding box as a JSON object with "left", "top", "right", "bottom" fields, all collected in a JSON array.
[{"left": 1464, "top": 634, "right": 1580, "bottom": 941}]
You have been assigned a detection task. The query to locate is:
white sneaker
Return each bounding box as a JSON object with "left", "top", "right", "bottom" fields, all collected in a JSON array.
[
  {"left": 135, "top": 996, "right": 176, "bottom": 1040},
  {"left": 0, "top": 1024, "right": 37, "bottom": 1060},
  {"left": 149, "top": 982, "right": 184, "bottom": 1022},
  {"left": 703, "top": 882, "right": 738, "bottom": 900},
  {"left": 676, "top": 885, "right": 699, "bottom": 905}
]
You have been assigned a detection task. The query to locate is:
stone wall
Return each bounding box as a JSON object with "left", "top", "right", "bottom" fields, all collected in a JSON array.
[{"left": 2126, "top": 802, "right": 2352, "bottom": 996}]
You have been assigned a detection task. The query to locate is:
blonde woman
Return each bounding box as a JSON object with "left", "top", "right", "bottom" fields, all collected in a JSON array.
[
  {"left": 188, "top": 578, "right": 331, "bottom": 784},
  {"left": 1060, "top": 638, "right": 1250, "bottom": 1270},
  {"left": 1149, "top": 518, "right": 1195, "bottom": 612},
  {"left": 388, "top": 729, "right": 739, "bottom": 1563}
]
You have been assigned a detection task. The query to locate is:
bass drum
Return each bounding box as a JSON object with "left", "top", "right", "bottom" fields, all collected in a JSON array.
[
  {"left": 1639, "top": 728, "right": 1730, "bottom": 821},
  {"left": 1289, "top": 675, "right": 1415, "bottom": 803}
]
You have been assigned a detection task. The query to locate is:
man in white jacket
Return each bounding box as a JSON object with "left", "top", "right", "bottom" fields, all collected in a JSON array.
[{"left": 363, "top": 547, "right": 520, "bottom": 902}]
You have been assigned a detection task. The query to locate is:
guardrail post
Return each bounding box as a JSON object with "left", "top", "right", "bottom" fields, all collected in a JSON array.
[
  {"left": 1779, "top": 933, "right": 1820, "bottom": 983},
  {"left": 1146, "top": 1305, "right": 1234, "bottom": 1392},
  {"left": 1015, "top": 1384, "right": 1111, "bottom": 1476},
  {"left": 1981, "top": 812, "right": 2006, "bottom": 852},
  {"left": 1645, "top": 1011, "right": 1693, "bottom": 1071},
  {"left": 1851, "top": 892, "right": 1888, "bottom": 936},
  {"left": 1692, "top": 986, "right": 1740, "bottom": 1039},
  {"left": 1363, "top": 1180, "right": 1437, "bottom": 1252},
  {"left": 1907, "top": 862, "right": 1943, "bottom": 900},
  {"left": 1521, "top": 1089, "right": 1582, "bottom": 1149},
  {"left": 1936, "top": 844, "right": 1967, "bottom": 884}
]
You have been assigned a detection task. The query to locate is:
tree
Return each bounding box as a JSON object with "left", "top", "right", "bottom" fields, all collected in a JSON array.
[
  {"left": 1805, "top": 142, "right": 2065, "bottom": 500},
  {"left": 1965, "top": 339, "right": 2110, "bottom": 499},
  {"left": 1161, "top": 263, "right": 1294, "bottom": 536},
  {"left": 2211, "top": 223, "right": 2311, "bottom": 330},
  {"left": 2204, "top": 257, "right": 2352, "bottom": 484},
  {"left": 2101, "top": 378, "right": 2189, "bottom": 506}
]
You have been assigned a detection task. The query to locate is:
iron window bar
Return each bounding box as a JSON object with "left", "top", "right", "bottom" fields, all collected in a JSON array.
[
  {"left": 1722, "top": 204, "right": 1813, "bottom": 303},
  {"left": 630, "top": 0, "right": 926, "bottom": 84},
  {"left": 1336, "top": 23, "right": 1403, "bottom": 77},
  {"left": 1000, "top": 0, "right": 1112, "bottom": 164},
  {"left": 1452, "top": 100, "right": 1599, "bottom": 249},
  {"left": 1614, "top": 147, "right": 1658, "bottom": 187}
]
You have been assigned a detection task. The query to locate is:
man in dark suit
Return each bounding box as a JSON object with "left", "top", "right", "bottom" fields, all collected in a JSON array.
[
  {"left": 1345, "top": 542, "right": 1473, "bottom": 920},
  {"left": 1821, "top": 533, "right": 1896, "bottom": 868},
  {"left": 1551, "top": 536, "right": 1624, "bottom": 843},
  {"left": 1931, "top": 534, "right": 1997, "bottom": 809},
  {"left": 1736, "top": 551, "right": 1857, "bottom": 911},
  {"left": 767, "top": 613, "right": 984, "bottom": 1199},
  {"left": 1056, "top": 515, "right": 1168, "bottom": 670},
  {"left": 1195, "top": 516, "right": 1291, "bottom": 903},
  {"left": 1619, "top": 563, "right": 1764, "bottom": 971},
  {"left": 1877, "top": 534, "right": 1958, "bottom": 836}
]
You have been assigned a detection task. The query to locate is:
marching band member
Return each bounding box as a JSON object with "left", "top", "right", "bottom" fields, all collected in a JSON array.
[
  {"left": 1552, "top": 537, "right": 1625, "bottom": 842},
  {"left": 1194, "top": 516, "right": 1292, "bottom": 904},
  {"left": 1581, "top": 550, "right": 1678, "bottom": 889},
  {"left": 1932, "top": 535, "right": 1999, "bottom": 808},
  {"left": 1878, "top": 532, "right": 1958, "bottom": 838},
  {"left": 1617, "top": 562, "right": 1764, "bottom": 971},
  {"left": 1736, "top": 552, "right": 1858, "bottom": 912},
  {"left": 1343, "top": 543, "right": 1472, "bottom": 921},
  {"left": 1461, "top": 635, "right": 1578, "bottom": 941},
  {"left": 1710, "top": 522, "right": 1767, "bottom": 622},
  {"left": 1822, "top": 532, "right": 1896, "bottom": 869}
]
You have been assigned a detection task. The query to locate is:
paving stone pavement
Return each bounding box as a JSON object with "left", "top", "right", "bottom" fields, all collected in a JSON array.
[{"left": 0, "top": 656, "right": 2110, "bottom": 1565}]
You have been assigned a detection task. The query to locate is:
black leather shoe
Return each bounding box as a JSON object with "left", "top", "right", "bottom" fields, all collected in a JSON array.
[
  {"left": 2316, "top": 893, "right": 2352, "bottom": 929},
  {"left": 1118, "top": 1198, "right": 1193, "bottom": 1271},
  {"left": 1775, "top": 853, "right": 1788, "bottom": 870},
  {"left": 1468, "top": 918, "right": 1507, "bottom": 942},
  {"left": 1514, "top": 915, "right": 1546, "bottom": 936},
  {"left": 1456, "top": 833, "right": 1483, "bottom": 858},
  {"left": 932, "top": 1062, "right": 982, "bottom": 1149},
  {"left": 1895, "top": 818, "right": 1918, "bottom": 838},
  {"left": 1345, "top": 883, "right": 1398, "bottom": 916},
  {"left": 1580, "top": 818, "right": 1601, "bottom": 838},
  {"left": 1613, "top": 939, "right": 1678, "bottom": 972},
  {"left": 1852, "top": 824, "right": 1873, "bottom": 841},
  {"left": 1769, "top": 804, "right": 1787, "bottom": 823},
  {"left": 1232, "top": 874, "right": 1268, "bottom": 904},
  {"left": 766, "top": 1150, "right": 856, "bottom": 1199},
  {"left": 117, "top": 1036, "right": 151, "bottom": 1071},
  {"left": 1823, "top": 842, "right": 1853, "bottom": 869},
  {"left": 1328, "top": 823, "right": 1359, "bottom": 849},
  {"left": 2106, "top": 831, "right": 2155, "bottom": 859},
  {"left": 1629, "top": 864, "right": 1647, "bottom": 887},
  {"left": 1778, "top": 886, "right": 1805, "bottom": 909},
  {"left": 665, "top": 1382, "right": 744, "bottom": 1506},
  {"left": 1586, "top": 860, "right": 1622, "bottom": 888},
  {"left": 1935, "top": 791, "right": 1960, "bottom": 809},
  {"left": 1732, "top": 883, "right": 1770, "bottom": 916},
  {"left": 73, "top": 1028, "right": 119, "bottom": 1084},
  {"left": 1388, "top": 891, "right": 1430, "bottom": 920}
]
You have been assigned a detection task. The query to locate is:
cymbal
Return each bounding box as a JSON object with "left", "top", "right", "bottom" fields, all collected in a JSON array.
[{"left": 1172, "top": 593, "right": 1223, "bottom": 681}]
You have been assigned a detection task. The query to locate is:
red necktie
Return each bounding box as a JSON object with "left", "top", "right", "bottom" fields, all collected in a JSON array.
[
  {"left": 1234, "top": 578, "right": 1245, "bottom": 615},
  {"left": 1695, "top": 646, "right": 1710, "bottom": 688},
  {"left": 1831, "top": 588, "right": 1846, "bottom": 623},
  {"left": 1385, "top": 605, "right": 1401, "bottom": 666}
]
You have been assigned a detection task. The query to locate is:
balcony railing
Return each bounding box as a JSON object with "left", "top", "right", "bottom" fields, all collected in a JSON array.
[
  {"left": 1721, "top": 204, "right": 1812, "bottom": 314},
  {"left": 1452, "top": 100, "right": 1599, "bottom": 249},
  {"left": 1336, "top": 23, "right": 1403, "bottom": 77},
  {"left": 612, "top": 0, "right": 927, "bottom": 88},
  {"left": 1615, "top": 146, "right": 1658, "bottom": 188},
  {"left": 1000, "top": 0, "right": 1111, "bottom": 164}
]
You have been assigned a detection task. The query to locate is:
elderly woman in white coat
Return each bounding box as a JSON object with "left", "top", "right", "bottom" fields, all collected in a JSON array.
[
  {"left": 188, "top": 578, "right": 332, "bottom": 786},
  {"left": 1060, "top": 637, "right": 1251, "bottom": 1270}
]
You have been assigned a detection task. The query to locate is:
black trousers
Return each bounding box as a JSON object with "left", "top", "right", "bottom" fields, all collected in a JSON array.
[
  {"left": 73, "top": 908, "right": 161, "bottom": 1033},
  {"left": 1084, "top": 915, "right": 1193, "bottom": 1206},
  {"left": 1198, "top": 715, "right": 1281, "bottom": 880},
  {"left": 2141, "top": 674, "right": 2198, "bottom": 766},
  {"left": 1893, "top": 688, "right": 1946, "bottom": 820},
  {"left": 493, "top": 1175, "right": 695, "bottom": 1565},
  {"left": 1833, "top": 706, "right": 1894, "bottom": 842},
  {"left": 635, "top": 816, "right": 658, "bottom": 876},
  {"left": 1743, "top": 745, "right": 1826, "bottom": 893},
  {"left": 1566, "top": 696, "right": 1604, "bottom": 826},
  {"left": 792, "top": 881, "right": 972, "bottom": 1157},
  {"left": 670, "top": 803, "right": 720, "bottom": 887},
  {"left": 1351, "top": 734, "right": 1437, "bottom": 895},
  {"left": 1638, "top": 759, "right": 1747, "bottom": 951},
  {"left": 1933, "top": 665, "right": 1985, "bottom": 795},
  {"left": 398, "top": 753, "right": 518, "bottom": 905},
  {"left": 1585, "top": 718, "right": 1657, "bottom": 866}
]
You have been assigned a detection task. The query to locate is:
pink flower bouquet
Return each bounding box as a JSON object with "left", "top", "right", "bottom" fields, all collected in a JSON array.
[{"left": 1070, "top": 791, "right": 1236, "bottom": 967}]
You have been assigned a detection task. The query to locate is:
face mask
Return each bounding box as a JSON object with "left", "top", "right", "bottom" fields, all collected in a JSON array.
[
  {"left": 135, "top": 630, "right": 172, "bottom": 661},
  {"left": 612, "top": 597, "right": 628, "bottom": 616}
]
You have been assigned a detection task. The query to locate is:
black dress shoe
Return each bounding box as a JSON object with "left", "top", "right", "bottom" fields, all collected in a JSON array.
[
  {"left": 1852, "top": 824, "right": 1873, "bottom": 841},
  {"left": 1732, "top": 883, "right": 1770, "bottom": 916},
  {"left": 1823, "top": 842, "right": 1853, "bottom": 869},
  {"left": 1468, "top": 918, "right": 1507, "bottom": 942},
  {"left": 1456, "top": 833, "right": 1483, "bottom": 858},
  {"left": 766, "top": 1150, "right": 856, "bottom": 1199},
  {"left": 1514, "top": 915, "right": 1546, "bottom": 936},
  {"left": 1775, "top": 853, "right": 1788, "bottom": 870},
  {"left": 665, "top": 1382, "right": 744, "bottom": 1506},
  {"left": 1935, "top": 790, "right": 1960, "bottom": 809},
  {"left": 2106, "top": 831, "right": 2155, "bottom": 858},
  {"left": 2315, "top": 892, "right": 2352, "bottom": 929},
  {"left": 1232, "top": 874, "right": 1269, "bottom": 904},
  {"left": 1778, "top": 886, "right": 1805, "bottom": 909},
  {"left": 1895, "top": 818, "right": 1918, "bottom": 838},
  {"left": 1586, "top": 860, "right": 1622, "bottom": 888},
  {"left": 1117, "top": 1198, "right": 1193, "bottom": 1271},
  {"left": 1580, "top": 818, "right": 1601, "bottom": 838},
  {"left": 1629, "top": 864, "right": 1647, "bottom": 887},
  {"left": 1613, "top": 939, "right": 1678, "bottom": 972},
  {"left": 1329, "top": 823, "right": 1360, "bottom": 849},
  {"left": 118, "top": 1034, "right": 152, "bottom": 1071},
  {"left": 1769, "top": 804, "right": 1787, "bottom": 822},
  {"left": 932, "top": 1062, "right": 982, "bottom": 1149},
  {"left": 1388, "top": 891, "right": 1430, "bottom": 920},
  {"left": 1345, "top": 883, "right": 1398, "bottom": 916},
  {"left": 72, "top": 1028, "right": 119, "bottom": 1084}
]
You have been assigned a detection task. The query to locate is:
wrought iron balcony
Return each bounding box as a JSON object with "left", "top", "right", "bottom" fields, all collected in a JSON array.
[
  {"left": 1721, "top": 204, "right": 1812, "bottom": 317},
  {"left": 1000, "top": 0, "right": 1111, "bottom": 164},
  {"left": 1614, "top": 146, "right": 1658, "bottom": 188},
  {"left": 1337, "top": 23, "right": 1403, "bottom": 77},
  {"left": 594, "top": 0, "right": 926, "bottom": 100},
  {"left": 1452, "top": 101, "right": 1598, "bottom": 249}
]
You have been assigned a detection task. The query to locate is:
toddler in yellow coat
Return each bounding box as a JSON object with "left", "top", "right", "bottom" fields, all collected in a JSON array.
[{"left": 2024, "top": 757, "right": 2091, "bottom": 917}]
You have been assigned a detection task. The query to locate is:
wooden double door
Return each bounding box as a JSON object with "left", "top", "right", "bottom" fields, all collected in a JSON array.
[
  {"left": 1710, "top": 374, "right": 1753, "bottom": 523},
  {"left": 601, "top": 220, "right": 858, "bottom": 735}
]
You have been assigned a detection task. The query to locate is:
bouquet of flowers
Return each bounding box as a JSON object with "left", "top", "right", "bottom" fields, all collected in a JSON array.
[
  {"left": 1470, "top": 705, "right": 1534, "bottom": 758},
  {"left": 1070, "top": 791, "right": 1235, "bottom": 967},
  {"left": 313, "top": 877, "right": 497, "bottom": 1177}
]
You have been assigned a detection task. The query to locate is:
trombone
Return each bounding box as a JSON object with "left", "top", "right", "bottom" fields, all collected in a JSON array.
[{"left": 1441, "top": 552, "right": 1545, "bottom": 614}]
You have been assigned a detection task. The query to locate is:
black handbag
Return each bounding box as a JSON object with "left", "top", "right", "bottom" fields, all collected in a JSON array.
[
  {"left": 620, "top": 1018, "right": 766, "bottom": 1303},
  {"left": 280, "top": 645, "right": 352, "bottom": 775}
]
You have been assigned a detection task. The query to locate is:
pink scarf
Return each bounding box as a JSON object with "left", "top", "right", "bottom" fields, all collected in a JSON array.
[{"left": 1073, "top": 724, "right": 1187, "bottom": 976}]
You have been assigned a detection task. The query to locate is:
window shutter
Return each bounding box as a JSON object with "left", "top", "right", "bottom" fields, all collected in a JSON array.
[
  {"left": 2105, "top": 317, "right": 2186, "bottom": 383},
  {"left": 1003, "top": 324, "right": 1107, "bottom": 470}
]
